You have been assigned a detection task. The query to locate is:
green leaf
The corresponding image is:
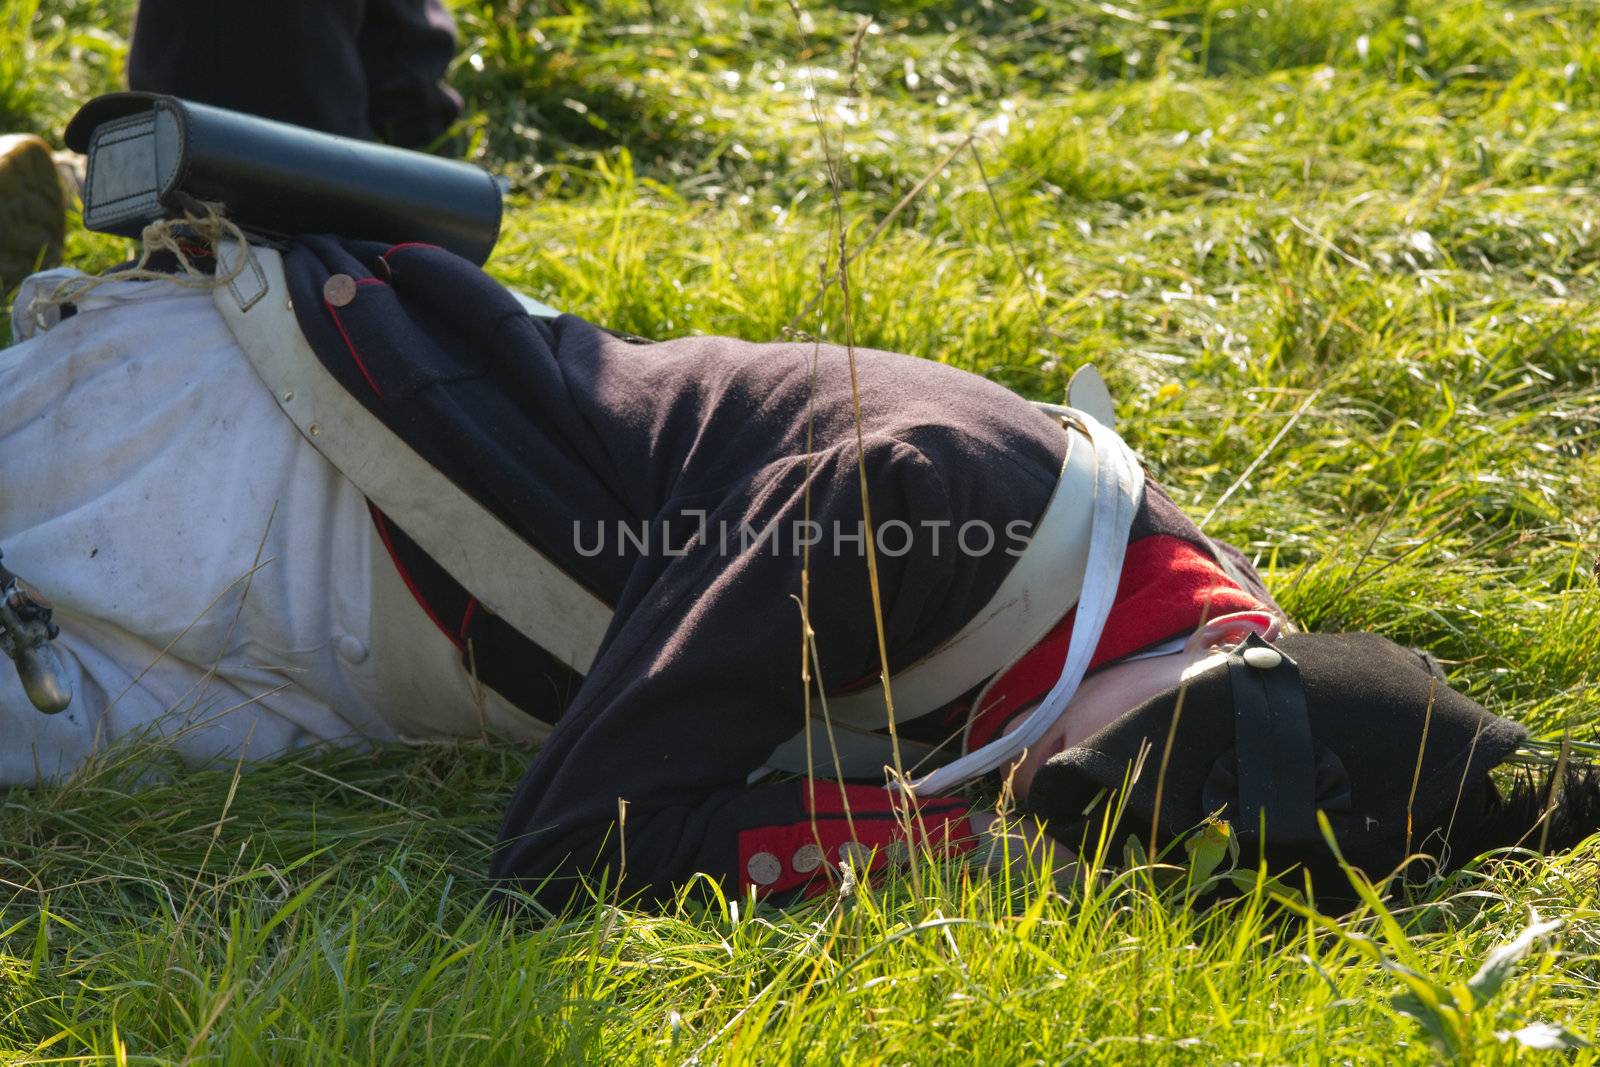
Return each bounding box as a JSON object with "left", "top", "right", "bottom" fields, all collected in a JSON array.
[
  {"left": 1224, "top": 868, "right": 1304, "bottom": 908},
  {"left": 1495, "top": 1022, "right": 1593, "bottom": 1051},
  {"left": 1466, "top": 911, "right": 1563, "bottom": 1008},
  {"left": 1392, "top": 992, "right": 1459, "bottom": 1055},
  {"left": 1122, "top": 834, "right": 1149, "bottom": 871},
  {"left": 1387, "top": 962, "right": 1464, "bottom": 1057},
  {"left": 1183, "top": 817, "right": 1236, "bottom": 885}
]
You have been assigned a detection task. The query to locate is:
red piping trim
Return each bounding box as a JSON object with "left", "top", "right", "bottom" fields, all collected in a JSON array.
[
  {"left": 458, "top": 597, "right": 479, "bottom": 643},
  {"left": 383, "top": 242, "right": 442, "bottom": 259},
  {"left": 325, "top": 303, "right": 385, "bottom": 399},
  {"left": 370, "top": 507, "right": 464, "bottom": 652}
]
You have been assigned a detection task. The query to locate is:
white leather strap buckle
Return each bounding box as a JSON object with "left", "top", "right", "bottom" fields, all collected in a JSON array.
[{"left": 909, "top": 411, "right": 1144, "bottom": 793}]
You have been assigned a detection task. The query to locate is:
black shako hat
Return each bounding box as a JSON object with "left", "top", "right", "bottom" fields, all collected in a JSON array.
[{"left": 1026, "top": 631, "right": 1528, "bottom": 894}]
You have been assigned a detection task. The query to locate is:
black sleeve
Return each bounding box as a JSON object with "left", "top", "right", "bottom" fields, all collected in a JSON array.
[
  {"left": 128, "top": 0, "right": 459, "bottom": 149},
  {"left": 490, "top": 438, "right": 984, "bottom": 909}
]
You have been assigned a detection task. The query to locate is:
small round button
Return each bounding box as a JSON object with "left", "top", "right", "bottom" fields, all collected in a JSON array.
[
  {"left": 791, "top": 843, "right": 823, "bottom": 873},
  {"left": 337, "top": 635, "right": 369, "bottom": 664},
  {"left": 746, "top": 851, "right": 782, "bottom": 886},
  {"left": 1242, "top": 646, "right": 1283, "bottom": 670},
  {"left": 323, "top": 274, "right": 358, "bottom": 307}
]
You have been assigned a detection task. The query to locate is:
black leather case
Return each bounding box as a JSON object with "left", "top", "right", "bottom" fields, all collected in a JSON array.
[{"left": 65, "top": 92, "right": 502, "bottom": 265}]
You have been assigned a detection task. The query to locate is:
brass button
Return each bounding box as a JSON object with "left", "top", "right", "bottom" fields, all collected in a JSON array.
[{"left": 323, "top": 273, "right": 358, "bottom": 307}]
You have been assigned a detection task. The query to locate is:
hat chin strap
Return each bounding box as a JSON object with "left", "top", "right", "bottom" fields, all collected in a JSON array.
[
  {"left": 1225, "top": 633, "right": 1318, "bottom": 842},
  {"left": 905, "top": 410, "right": 1144, "bottom": 795}
]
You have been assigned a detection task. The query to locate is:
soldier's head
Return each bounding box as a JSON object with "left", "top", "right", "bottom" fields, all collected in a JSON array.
[{"left": 1005, "top": 625, "right": 1600, "bottom": 901}]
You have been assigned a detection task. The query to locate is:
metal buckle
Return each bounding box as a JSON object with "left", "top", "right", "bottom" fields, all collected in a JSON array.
[
  {"left": 0, "top": 550, "right": 73, "bottom": 713},
  {"left": 1059, "top": 411, "right": 1091, "bottom": 438}
]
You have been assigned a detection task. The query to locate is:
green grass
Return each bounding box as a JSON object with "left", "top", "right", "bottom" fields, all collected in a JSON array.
[{"left": 4, "top": 0, "right": 1600, "bottom": 1062}]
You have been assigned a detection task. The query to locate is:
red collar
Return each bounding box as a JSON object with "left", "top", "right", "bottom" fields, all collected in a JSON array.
[{"left": 962, "top": 535, "right": 1266, "bottom": 754}]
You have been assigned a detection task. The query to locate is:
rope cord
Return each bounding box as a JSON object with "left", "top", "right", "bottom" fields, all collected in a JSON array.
[{"left": 24, "top": 200, "right": 252, "bottom": 330}]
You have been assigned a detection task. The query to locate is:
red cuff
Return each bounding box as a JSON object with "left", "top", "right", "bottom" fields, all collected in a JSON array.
[{"left": 736, "top": 785, "right": 976, "bottom": 898}]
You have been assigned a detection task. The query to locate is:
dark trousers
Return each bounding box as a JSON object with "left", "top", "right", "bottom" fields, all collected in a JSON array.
[{"left": 127, "top": 0, "right": 462, "bottom": 150}]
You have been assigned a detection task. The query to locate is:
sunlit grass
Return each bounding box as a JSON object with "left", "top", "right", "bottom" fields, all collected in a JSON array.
[{"left": 2, "top": 0, "right": 1598, "bottom": 1062}]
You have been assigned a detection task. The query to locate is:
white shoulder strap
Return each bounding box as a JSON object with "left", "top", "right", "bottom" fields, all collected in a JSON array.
[
  {"left": 211, "top": 240, "right": 614, "bottom": 674},
  {"left": 758, "top": 410, "right": 1143, "bottom": 785},
  {"left": 821, "top": 418, "right": 1097, "bottom": 732},
  {"left": 906, "top": 411, "right": 1143, "bottom": 793}
]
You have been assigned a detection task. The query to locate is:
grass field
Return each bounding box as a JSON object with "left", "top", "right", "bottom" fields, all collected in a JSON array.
[{"left": 4, "top": 0, "right": 1600, "bottom": 1062}]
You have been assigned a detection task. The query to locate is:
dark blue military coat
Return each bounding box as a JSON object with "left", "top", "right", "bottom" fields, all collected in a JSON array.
[{"left": 282, "top": 236, "right": 1274, "bottom": 908}]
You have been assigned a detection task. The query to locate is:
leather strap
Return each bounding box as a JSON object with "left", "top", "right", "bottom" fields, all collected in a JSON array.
[
  {"left": 908, "top": 409, "right": 1146, "bottom": 794},
  {"left": 820, "top": 420, "right": 1097, "bottom": 732},
  {"left": 212, "top": 240, "right": 614, "bottom": 673},
  {"left": 757, "top": 413, "right": 1108, "bottom": 781},
  {"left": 1227, "top": 633, "right": 1317, "bottom": 842}
]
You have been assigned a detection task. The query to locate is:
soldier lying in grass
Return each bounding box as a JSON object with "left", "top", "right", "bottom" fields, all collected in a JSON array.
[{"left": 3, "top": 231, "right": 1596, "bottom": 913}]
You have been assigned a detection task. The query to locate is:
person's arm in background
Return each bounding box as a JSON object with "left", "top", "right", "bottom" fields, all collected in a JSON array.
[{"left": 126, "top": 0, "right": 460, "bottom": 150}]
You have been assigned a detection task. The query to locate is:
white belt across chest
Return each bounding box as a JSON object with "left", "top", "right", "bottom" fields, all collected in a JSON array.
[
  {"left": 211, "top": 240, "right": 1143, "bottom": 790},
  {"left": 211, "top": 241, "right": 614, "bottom": 674},
  {"left": 759, "top": 399, "right": 1145, "bottom": 791}
]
